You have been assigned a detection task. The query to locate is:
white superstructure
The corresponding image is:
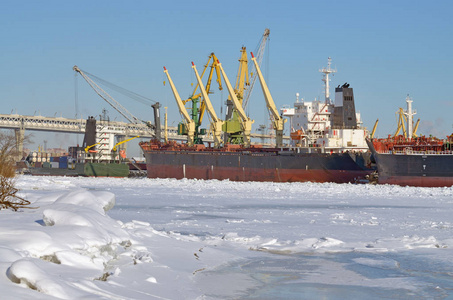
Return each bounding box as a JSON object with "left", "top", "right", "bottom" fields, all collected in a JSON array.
[{"left": 282, "top": 58, "right": 369, "bottom": 153}]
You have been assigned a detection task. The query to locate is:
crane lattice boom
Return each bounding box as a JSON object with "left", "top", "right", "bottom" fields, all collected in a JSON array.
[
  {"left": 73, "top": 66, "right": 144, "bottom": 125},
  {"left": 243, "top": 28, "right": 270, "bottom": 110}
]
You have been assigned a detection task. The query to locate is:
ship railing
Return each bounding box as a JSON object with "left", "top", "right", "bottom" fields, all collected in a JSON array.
[{"left": 384, "top": 150, "right": 453, "bottom": 155}]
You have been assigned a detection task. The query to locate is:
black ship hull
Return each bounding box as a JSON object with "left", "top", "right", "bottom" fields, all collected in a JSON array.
[{"left": 367, "top": 139, "right": 453, "bottom": 187}]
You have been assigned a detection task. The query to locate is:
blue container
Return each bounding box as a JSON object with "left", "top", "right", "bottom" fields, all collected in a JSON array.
[
  {"left": 59, "top": 156, "right": 68, "bottom": 163},
  {"left": 59, "top": 162, "right": 68, "bottom": 169}
]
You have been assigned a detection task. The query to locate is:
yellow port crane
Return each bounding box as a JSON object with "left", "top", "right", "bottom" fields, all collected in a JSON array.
[
  {"left": 223, "top": 30, "right": 270, "bottom": 144},
  {"left": 192, "top": 62, "right": 224, "bottom": 148},
  {"left": 234, "top": 47, "right": 250, "bottom": 106},
  {"left": 250, "top": 51, "right": 286, "bottom": 147},
  {"left": 217, "top": 59, "right": 254, "bottom": 147},
  {"left": 163, "top": 54, "right": 223, "bottom": 145},
  {"left": 183, "top": 53, "right": 223, "bottom": 126},
  {"left": 163, "top": 66, "right": 196, "bottom": 146},
  {"left": 222, "top": 47, "right": 250, "bottom": 144}
]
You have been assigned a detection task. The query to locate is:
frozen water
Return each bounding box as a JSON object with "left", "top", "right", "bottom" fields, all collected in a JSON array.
[{"left": 1, "top": 176, "right": 453, "bottom": 299}]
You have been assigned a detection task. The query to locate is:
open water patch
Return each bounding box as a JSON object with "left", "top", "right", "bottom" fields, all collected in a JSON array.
[{"left": 197, "top": 251, "right": 453, "bottom": 299}]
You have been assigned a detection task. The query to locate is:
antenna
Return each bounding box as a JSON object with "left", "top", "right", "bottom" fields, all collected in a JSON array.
[{"left": 319, "top": 57, "right": 337, "bottom": 104}]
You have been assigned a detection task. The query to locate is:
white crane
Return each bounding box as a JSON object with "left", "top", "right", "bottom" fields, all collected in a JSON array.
[
  {"left": 73, "top": 65, "right": 156, "bottom": 131},
  {"left": 243, "top": 28, "right": 270, "bottom": 110}
]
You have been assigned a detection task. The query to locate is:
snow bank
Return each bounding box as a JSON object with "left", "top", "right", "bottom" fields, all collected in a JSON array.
[
  {"left": 0, "top": 190, "right": 139, "bottom": 299},
  {"left": 0, "top": 182, "right": 248, "bottom": 299}
]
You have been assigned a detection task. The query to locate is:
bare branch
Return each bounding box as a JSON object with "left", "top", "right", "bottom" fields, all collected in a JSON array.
[{"left": 0, "top": 131, "right": 35, "bottom": 211}]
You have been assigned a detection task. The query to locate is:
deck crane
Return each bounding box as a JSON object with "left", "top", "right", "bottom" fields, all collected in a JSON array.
[
  {"left": 370, "top": 119, "right": 379, "bottom": 139},
  {"left": 192, "top": 61, "right": 224, "bottom": 148},
  {"left": 84, "top": 143, "right": 100, "bottom": 153},
  {"left": 73, "top": 66, "right": 161, "bottom": 139},
  {"left": 250, "top": 51, "right": 286, "bottom": 147},
  {"left": 163, "top": 66, "right": 196, "bottom": 146},
  {"left": 412, "top": 119, "right": 420, "bottom": 137},
  {"left": 394, "top": 108, "right": 408, "bottom": 138},
  {"left": 217, "top": 59, "right": 254, "bottom": 147},
  {"left": 110, "top": 135, "right": 140, "bottom": 161},
  {"left": 394, "top": 108, "right": 420, "bottom": 139},
  {"left": 112, "top": 135, "right": 140, "bottom": 152}
]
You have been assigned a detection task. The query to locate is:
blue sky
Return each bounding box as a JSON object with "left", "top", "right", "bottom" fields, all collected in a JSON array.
[{"left": 1, "top": 0, "right": 452, "bottom": 155}]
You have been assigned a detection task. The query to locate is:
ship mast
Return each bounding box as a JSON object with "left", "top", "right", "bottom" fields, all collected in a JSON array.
[
  {"left": 404, "top": 95, "right": 416, "bottom": 139},
  {"left": 319, "top": 57, "right": 336, "bottom": 104}
]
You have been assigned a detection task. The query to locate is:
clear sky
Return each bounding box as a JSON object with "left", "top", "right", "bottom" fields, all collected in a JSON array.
[{"left": 1, "top": 0, "right": 452, "bottom": 156}]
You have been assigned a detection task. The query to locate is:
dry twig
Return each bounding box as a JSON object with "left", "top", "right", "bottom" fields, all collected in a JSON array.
[{"left": 0, "top": 131, "right": 35, "bottom": 211}]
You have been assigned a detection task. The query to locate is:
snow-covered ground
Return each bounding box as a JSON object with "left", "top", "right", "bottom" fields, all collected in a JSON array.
[{"left": 1, "top": 176, "right": 453, "bottom": 299}]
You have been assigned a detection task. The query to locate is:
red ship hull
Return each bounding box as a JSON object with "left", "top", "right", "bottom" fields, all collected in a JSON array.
[
  {"left": 140, "top": 141, "right": 373, "bottom": 184},
  {"left": 145, "top": 163, "right": 370, "bottom": 183}
]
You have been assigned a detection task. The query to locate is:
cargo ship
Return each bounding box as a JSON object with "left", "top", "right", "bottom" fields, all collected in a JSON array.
[
  {"left": 26, "top": 161, "right": 130, "bottom": 177},
  {"left": 140, "top": 141, "right": 372, "bottom": 183},
  {"left": 366, "top": 97, "right": 453, "bottom": 187},
  {"left": 140, "top": 57, "right": 374, "bottom": 183},
  {"left": 25, "top": 117, "right": 130, "bottom": 177},
  {"left": 367, "top": 137, "right": 453, "bottom": 187}
]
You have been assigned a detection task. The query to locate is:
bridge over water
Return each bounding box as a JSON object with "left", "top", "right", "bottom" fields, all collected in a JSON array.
[{"left": 0, "top": 114, "right": 282, "bottom": 160}]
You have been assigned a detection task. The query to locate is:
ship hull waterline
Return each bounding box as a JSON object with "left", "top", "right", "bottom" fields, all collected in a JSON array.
[
  {"left": 142, "top": 150, "right": 373, "bottom": 184},
  {"left": 29, "top": 162, "right": 130, "bottom": 178},
  {"left": 372, "top": 153, "right": 453, "bottom": 187}
]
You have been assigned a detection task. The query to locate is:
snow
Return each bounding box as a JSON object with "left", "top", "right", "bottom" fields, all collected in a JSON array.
[{"left": 1, "top": 176, "right": 453, "bottom": 299}]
